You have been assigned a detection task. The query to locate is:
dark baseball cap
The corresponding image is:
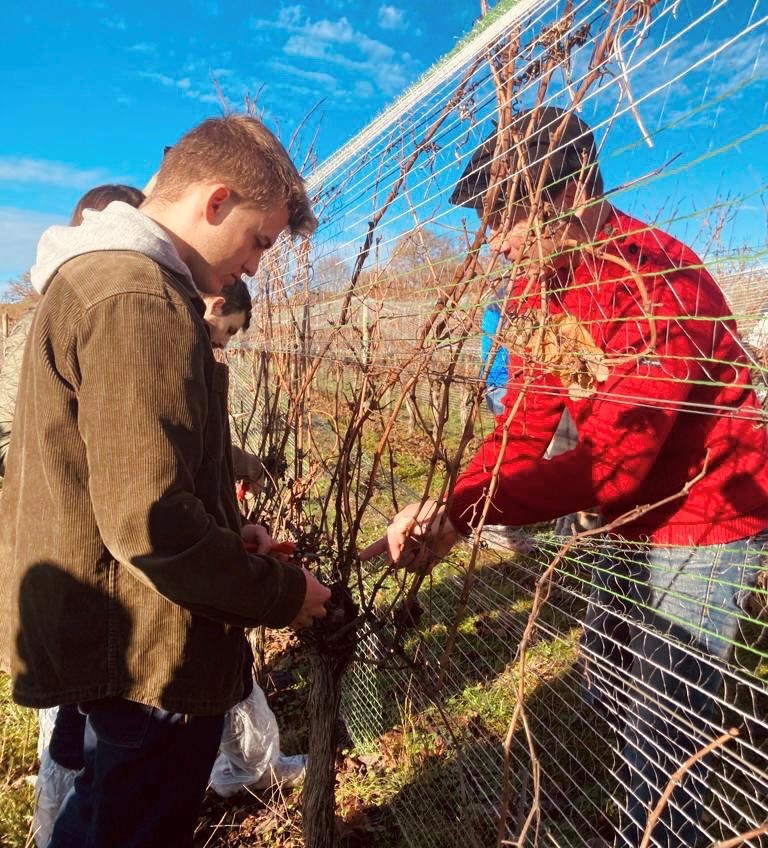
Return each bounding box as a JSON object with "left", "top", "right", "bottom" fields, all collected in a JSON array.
[{"left": 449, "top": 106, "right": 600, "bottom": 212}]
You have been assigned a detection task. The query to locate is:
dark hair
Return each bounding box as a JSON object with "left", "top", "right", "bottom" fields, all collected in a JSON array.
[
  {"left": 451, "top": 107, "right": 604, "bottom": 213},
  {"left": 151, "top": 115, "right": 317, "bottom": 238},
  {"left": 219, "top": 279, "right": 252, "bottom": 332},
  {"left": 70, "top": 184, "right": 145, "bottom": 225}
]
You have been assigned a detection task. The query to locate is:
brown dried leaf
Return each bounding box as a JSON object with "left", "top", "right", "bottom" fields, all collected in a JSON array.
[{"left": 508, "top": 312, "right": 610, "bottom": 398}]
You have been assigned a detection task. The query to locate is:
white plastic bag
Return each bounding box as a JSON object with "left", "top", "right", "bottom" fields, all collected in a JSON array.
[
  {"left": 211, "top": 684, "right": 306, "bottom": 797},
  {"left": 36, "top": 706, "right": 59, "bottom": 757},
  {"left": 34, "top": 708, "right": 78, "bottom": 848}
]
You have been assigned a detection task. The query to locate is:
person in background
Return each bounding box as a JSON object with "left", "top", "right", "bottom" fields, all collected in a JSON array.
[
  {"left": 200, "top": 280, "right": 269, "bottom": 515},
  {"left": 0, "top": 185, "right": 145, "bottom": 479},
  {"left": 1, "top": 115, "right": 330, "bottom": 848},
  {"left": 480, "top": 291, "right": 509, "bottom": 416},
  {"left": 204, "top": 276, "right": 252, "bottom": 350},
  {"left": 201, "top": 282, "right": 309, "bottom": 799},
  {"left": 363, "top": 107, "right": 768, "bottom": 848},
  {"left": 0, "top": 185, "right": 148, "bottom": 848},
  {"left": 0, "top": 185, "right": 145, "bottom": 847}
]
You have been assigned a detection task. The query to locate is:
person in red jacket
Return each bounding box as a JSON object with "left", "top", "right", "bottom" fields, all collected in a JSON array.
[{"left": 362, "top": 107, "right": 768, "bottom": 847}]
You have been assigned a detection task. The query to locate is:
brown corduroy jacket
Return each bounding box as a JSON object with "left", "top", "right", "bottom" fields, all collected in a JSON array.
[{"left": 0, "top": 251, "right": 305, "bottom": 714}]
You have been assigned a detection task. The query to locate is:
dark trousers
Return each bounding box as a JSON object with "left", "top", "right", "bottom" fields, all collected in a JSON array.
[
  {"left": 49, "top": 698, "right": 224, "bottom": 848},
  {"left": 49, "top": 704, "right": 86, "bottom": 771}
]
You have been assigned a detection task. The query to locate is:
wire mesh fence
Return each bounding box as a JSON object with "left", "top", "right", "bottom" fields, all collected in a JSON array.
[{"left": 227, "top": 0, "right": 768, "bottom": 845}]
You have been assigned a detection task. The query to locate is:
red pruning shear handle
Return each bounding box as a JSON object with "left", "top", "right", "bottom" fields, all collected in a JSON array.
[{"left": 245, "top": 540, "right": 297, "bottom": 557}]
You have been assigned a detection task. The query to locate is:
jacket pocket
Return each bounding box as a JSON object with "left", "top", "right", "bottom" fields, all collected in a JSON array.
[
  {"left": 204, "top": 362, "right": 229, "bottom": 461},
  {"left": 82, "top": 698, "right": 154, "bottom": 749}
]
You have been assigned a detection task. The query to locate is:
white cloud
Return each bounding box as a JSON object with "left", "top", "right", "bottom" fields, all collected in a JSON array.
[
  {"left": 267, "top": 61, "right": 338, "bottom": 90},
  {"left": 354, "top": 80, "right": 375, "bottom": 99},
  {"left": 282, "top": 14, "right": 413, "bottom": 96},
  {"left": 139, "top": 70, "right": 175, "bottom": 87},
  {"left": 129, "top": 41, "right": 156, "bottom": 53},
  {"left": 304, "top": 17, "right": 355, "bottom": 43},
  {"left": 278, "top": 5, "right": 303, "bottom": 26},
  {"left": 0, "top": 157, "right": 113, "bottom": 189},
  {"left": 377, "top": 4, "right": 406, "bottom": 31},
  {"left": 101, "top": 16, "right": 126, "bottom": 30},
  {"left": 294, "top": 15, "right": 395, "bottom": 62},
  {"left": 250, "top": 7, "right": 416, "bottom": 98},
  {"left": 268, "top": 81, "right": 316, "bottom": 100},
  {"left": 607, "top": 30, "right": 768, "bottom": 131},
  {"left": 531, "top": 26, "right": 767, "bottom": 143},
  {"left": 138, "top": 70, "right": 220, "bottom": 104},
  {"left": 251, "top": 6, "right": 299, "bottom": 31},
  {"left": 283, "top": 36, "right": 329, "bottom": 61},
  {"left": 0, "top": 207, "right": 68, "bottom": 281}
]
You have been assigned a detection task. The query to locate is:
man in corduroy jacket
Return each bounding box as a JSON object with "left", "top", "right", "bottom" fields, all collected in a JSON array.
[{"left": 0, "top": 116, "right": 330, "bottom": 848}]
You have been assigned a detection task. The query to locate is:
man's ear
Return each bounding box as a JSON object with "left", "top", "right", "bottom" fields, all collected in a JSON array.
[
  {"left": 204, "top": 185, "right": 233, "bottom": 224},
  {"left": 208, "top": 296, "right": 226, "bottom": 317}
]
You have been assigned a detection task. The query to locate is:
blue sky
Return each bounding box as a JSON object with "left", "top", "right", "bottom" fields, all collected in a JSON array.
[
  {"left": 309, "top": 0, "right": 768, "bottom": 281},
  {"left": 2, "top": 0, "right": 766, "bottom": 292},
  {"left": 0, "top": 0, "right": 482, "bottom": 287}
]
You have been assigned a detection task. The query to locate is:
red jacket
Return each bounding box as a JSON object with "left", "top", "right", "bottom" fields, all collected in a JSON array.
[{"left": 450, "top": 209, "right": 768, "bottom": 546}]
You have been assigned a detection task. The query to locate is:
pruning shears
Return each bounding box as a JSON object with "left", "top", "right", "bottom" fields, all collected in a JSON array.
[{"left": 245, "top": 540, "right": 297, "bottom": 557}]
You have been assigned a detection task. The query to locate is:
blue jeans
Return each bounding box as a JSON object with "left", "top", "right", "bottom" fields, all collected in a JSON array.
[
  {"left": 580, "top": 536, "right": 762, "bottom": 847},
  {"left": 49, "top": 698, "right": 224, "bottom": 848}
]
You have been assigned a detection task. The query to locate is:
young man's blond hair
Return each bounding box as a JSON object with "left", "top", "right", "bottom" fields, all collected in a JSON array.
[{"left": 151, "top": 115, "right": 317, "bottom": 238}]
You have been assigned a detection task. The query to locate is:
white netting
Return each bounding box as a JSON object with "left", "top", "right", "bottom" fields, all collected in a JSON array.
[{"left": 228, "top": 1, "right": 768, "bottom": 845}]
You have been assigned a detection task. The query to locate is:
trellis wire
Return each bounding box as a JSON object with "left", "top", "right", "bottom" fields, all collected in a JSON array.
[{"left": 229, "top": 1, "right": 768, "bottom": 846}]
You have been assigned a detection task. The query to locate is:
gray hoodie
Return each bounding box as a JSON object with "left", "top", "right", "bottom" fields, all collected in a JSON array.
[{"left": 30, "top": 201, "right": 194, "bottom": 295}]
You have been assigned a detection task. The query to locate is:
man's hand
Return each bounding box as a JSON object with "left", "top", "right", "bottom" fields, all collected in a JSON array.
[
  {"left": 242, "top": 525, "right": 299, "bottom": 563},
  {"left": 290, "top": 568, "right": 331, "bottom": 630},
  {"left": 358, "top": 499, "right": 459, "bottom": 572},
  {"left": 241, "top": 523, "right": 275, "bottom": 553}
]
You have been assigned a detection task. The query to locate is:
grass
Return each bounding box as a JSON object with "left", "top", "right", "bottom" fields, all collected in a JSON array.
[
  {"left": 6, "top": 353, "right": 767, "bottom": 847},
  {"left": 0, "top": 675, "right": 37, "bottom": 848},
  {"left": 4, "top": 559, "right": 767, "bottom": 847}
]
